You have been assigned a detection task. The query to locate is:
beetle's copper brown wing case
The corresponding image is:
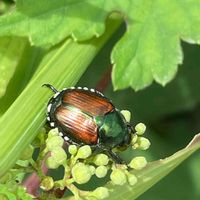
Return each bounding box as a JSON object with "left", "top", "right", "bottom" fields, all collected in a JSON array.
[{"left": 54, "top": 89, "right": 114, "bottom": 144}]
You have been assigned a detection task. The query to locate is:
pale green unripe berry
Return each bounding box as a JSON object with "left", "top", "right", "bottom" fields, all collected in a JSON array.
[
  {"left": 137, "top": 137, "right": 151, "bottom": 150},
  {"left": 93, "top": 154, "right": 109, "bottom": 166},
  {"left": 46, "top": 136, "right": 64, "bottom": 151},
  {"left": 129, "top": 157, "right": 147, "bottom": 170},
  {"left": 120, "top": 110, "right": 131, "bottom": 123},
  {"left": 92, "top": 187, "right": 109, "bottom": 199},
  {"left": 95, "top": 166, "right": 108, "bottom": 178},
  {"left": 46, "top": 147, "right": 67, "bottom": 169},
  {"left": 127, "top": 174, "right": 137, "bottom": 186},
  {"left": 68, "top": 145, "right": 78, "bottom": 155},
  {"left": 110, "top": 169, "right": 127, "bottom": 185},
  {"left": 72, "top": 163, "right": 92, "bottom": 184},
  {"left": 76, "top": 145, "right": 92, "bottom": 159},
  {"left": 40, "top": 176, "right": 54, "bottom": 191},
  {"left": 135, "top": 123, "right": 146, "bottom": 135}
]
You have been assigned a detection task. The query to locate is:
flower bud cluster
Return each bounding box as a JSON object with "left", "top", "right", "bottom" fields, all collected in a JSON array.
[
  {"left": 131, "top": 123, "right": 151, "bottom": 150},
  {"left": 109, "top": 156, "right": 147, "bottom": 187},
  {"left": 45, "top": 129, "right": 67, "bottom": 169},
  {"left": 39, "top": 110, "right": 150, "bottom": 200}
]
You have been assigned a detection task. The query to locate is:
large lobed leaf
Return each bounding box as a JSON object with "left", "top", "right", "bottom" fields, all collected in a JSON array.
[{"left": 0, "top": 0, "right": 200, "bottom": 90}]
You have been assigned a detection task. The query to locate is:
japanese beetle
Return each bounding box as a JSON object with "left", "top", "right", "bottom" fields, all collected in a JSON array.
[{"left": 43, "top": 84, "right": 134, "bottom": 164}]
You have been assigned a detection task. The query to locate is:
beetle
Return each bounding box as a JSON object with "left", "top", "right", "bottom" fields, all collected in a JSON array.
[{"left": 43, "top": 83, "right": 134, "bottom": 164}]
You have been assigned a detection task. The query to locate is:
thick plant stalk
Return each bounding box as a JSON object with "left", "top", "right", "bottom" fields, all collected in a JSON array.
[{"left": 0, "top": 16, "right": 121, "bottom": 178}]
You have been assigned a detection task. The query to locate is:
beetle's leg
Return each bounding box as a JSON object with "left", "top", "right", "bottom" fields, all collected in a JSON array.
[
  {"left": 42, "top": 83, "right": 58, "bottom": 94},
  {"left": 126, "top": 123, "right": 135, "bottom": 134},
  {"left": 127, "top": 123, "right": 138, "bottom": 142},
  {"left": 90, "top": 145, "right": 103, "bottom": 155},
  {"left": 106, "top": 149, "right": 126, "bottom": 164},
  {"left": 64, "top": 139, "right": 81, "bottom": 147},
  {"left": 91, "top": 144, "right": 126, "bottom": 164}
]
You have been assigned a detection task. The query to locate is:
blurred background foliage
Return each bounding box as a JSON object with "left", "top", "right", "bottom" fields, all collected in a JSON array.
[{"left": 0, "top": 0, "right": 200, "bottom": 199}]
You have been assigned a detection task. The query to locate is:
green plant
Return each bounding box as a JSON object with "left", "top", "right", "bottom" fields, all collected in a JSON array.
[{"left": 0, "top": 1, "right": 200, "bottom": 199}]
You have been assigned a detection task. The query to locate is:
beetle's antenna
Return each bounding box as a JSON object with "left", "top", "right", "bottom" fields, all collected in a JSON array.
[{"left": 42, "top": 83, "right": 58, "bottom": 93}]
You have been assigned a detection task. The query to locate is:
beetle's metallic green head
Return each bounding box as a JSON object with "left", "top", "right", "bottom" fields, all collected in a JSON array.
[{"left": 96, "top": 110, "right": 133, "bottom": 150}]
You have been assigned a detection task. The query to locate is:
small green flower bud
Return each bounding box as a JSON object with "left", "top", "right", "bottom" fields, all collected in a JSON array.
[
  {"left": 95, "top": 166, "right": 108, "bottom": 178},
  {"left": 20, "top": 145, "right": 34, "bottom": 160},
  {"left": 46, "top": 147, "right": 67, "bottom": 169},
  {"left": 48, "top": 128, "right": 59, "bottom": 138},
  {"left": 120, "top": 110, "right": 131, "bottom": 123},
  {"left": 92, "top": 187, "right": 109, "bottom": 199},
  {"left": 51, "top": 147, "right": 67, "bottom": 164},
  {"left": 132, "top": 143, "right": 139, "bottom": 149},
  {"left": 129, "top": 157, "right": 147, "bottom": 170},
  {"left": 131, "top": 135, "right": 138, "bottom": 145},
  {"left": 40, "top": 176, "right": 54, "bottom": 191},
  {"left": 68, "top": 145, "right": 78, "bottom": 155},
  {"left": 46, "top": 156, "right": 59, "bottom": 169},
  {"left": 46, "top": 136, "right": 64, "bottom": 151},
  {"left": 137, "top": 137, "right": 151, "bottom": 150},
  {"left": 76, "top": 145, "right": 92, "bottom": 159},
  {"left": 89, "top": 165, "right": 96, "bottom": 175},
  {"left": 127, "top": 173, "right": 137, "bottom": 186},
  {"left": 135, "top": 123, "right": 146, "bottom": 135},
  {"left": 72, "top": 163, "right": 92, "bottom": 184},
  {"left": 110, "top": 169, "right": 127, "bottom": 185},
  {"left": 93, "top": 154, "right": 109, "bottom": 166}
]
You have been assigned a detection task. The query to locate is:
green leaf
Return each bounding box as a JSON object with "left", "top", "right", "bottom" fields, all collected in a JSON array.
[
  {"left": 105, "top": 133, "right": 200, "bottom": 200},
  {"left": 135, "top": 122, "right": 200, "bottom": 199},
  {"left": 0, "top": 37, "right": 27, "bottom": 98},
  {"left": 0, "top": 184, "right": 16, "bottom": 200},
  {"left": 0, "top": 16, "right": 121, "bottom": 177},
  {"left": 111, "top": 0, "right": 200, "bottom": 90},
  {"left": 0, "top": 1, "right": 200, "bottom": 90},
  {"left": 16, "top": 186, "right": 33, "bottom": 200},
  {"left": 0, "top": 0, "right": 108, "bottom": 46},
  {"left": 0, "top": 184, "right": 33, "bottom": 200}
]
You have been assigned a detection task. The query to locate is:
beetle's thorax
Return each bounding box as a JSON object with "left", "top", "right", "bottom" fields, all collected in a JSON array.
[{"left": 96, "top": 110, "right": 131, "bottom": 149}]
